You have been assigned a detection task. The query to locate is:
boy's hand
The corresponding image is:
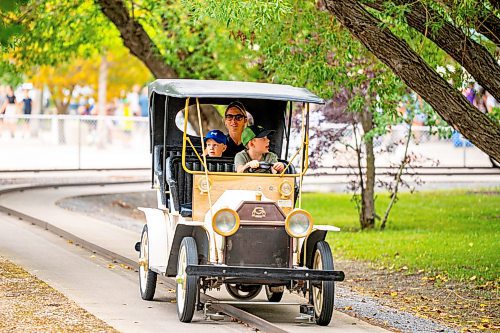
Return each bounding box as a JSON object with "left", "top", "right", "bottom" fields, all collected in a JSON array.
[
  {"left": 247, "top": 160, "right": 260, "bottom": 169},
  {"left": 273, "top": 162, "right": 285, "bottom": 172}
]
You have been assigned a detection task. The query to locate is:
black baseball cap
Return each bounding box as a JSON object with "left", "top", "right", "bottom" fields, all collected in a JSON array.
[{"left": 241, "top": 125, "right": 275, "bottom": 146}]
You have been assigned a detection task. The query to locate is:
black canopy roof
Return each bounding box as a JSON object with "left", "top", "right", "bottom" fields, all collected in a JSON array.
[{"left": 149, "top": 79, "right": 325, "bottom": 104}]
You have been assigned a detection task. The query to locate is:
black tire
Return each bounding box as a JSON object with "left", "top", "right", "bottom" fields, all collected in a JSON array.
[
  {"left": 309, "top": 241, "right": 335, "bottom": 326},
  {"left": 226, "top": 284, "right": 262, "bottom": 300},
  {"left": 176, "top": 237, "right": 198, "bottom": 323},
  {"left": 139, "top": 225, "right": 157, "bottom": 300},
  {"left": 265, "top": 285, "right": 284, "bottom": 302}
]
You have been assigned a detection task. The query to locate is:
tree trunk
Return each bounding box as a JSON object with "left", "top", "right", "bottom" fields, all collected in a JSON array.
[
  {"left": 324, "top": 0, "right": 500, "bottom": 162},
  {"left": 366, "top": 0, "right": 500, "bottom": 101},
  {"left": 360, "top": 109, "right": 375, "bottom": 229},
  {"left": 187, "top": 104, "right": 226, "bottom": 135},
  {"left": 94, "top": 0, "right": 177, "bottom": 79}
]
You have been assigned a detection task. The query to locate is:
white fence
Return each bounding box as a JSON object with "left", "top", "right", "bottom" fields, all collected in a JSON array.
[
  {"left": 0, "top": 115, "right": 494, "bottom": 170},
  {"left": 0, "top": 115, "right": 149, "bottom": 170}
]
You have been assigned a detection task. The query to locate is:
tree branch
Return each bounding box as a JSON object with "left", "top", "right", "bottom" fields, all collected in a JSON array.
[
  {"left": 380, "top": 122, "right": 412, "bottom": 230},
  {"left": 364, "top": 0, "right": 500, "bottom": 101},
  {"left": 425, "top": 0, "right": 499, "bottom": 46},
  {"left": 94, "top": 0, "right": 177, "bottom": 78},
  {"left": 324, "top": 0, "right": 500, "bottom": 161}
]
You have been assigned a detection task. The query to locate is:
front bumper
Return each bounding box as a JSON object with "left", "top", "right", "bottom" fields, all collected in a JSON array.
[{"left": 186, "top": 265, "right": 345, "bottom": 282}]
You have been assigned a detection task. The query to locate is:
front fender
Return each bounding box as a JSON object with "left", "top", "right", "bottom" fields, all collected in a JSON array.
[
  {"left": 165, "top": 223, "right": 209, "bottom": 276},
  {"left": 300, "top": 225, "right": 340, "bottom": 268}
]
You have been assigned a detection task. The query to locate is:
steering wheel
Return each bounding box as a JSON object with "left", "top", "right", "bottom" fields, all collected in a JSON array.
[{"left": 245, "top": 162, "right": 274, "bottom": 173}]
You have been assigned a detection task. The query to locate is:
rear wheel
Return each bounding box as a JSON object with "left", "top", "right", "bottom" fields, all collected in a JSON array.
[
  {"left": 139, "top": 225, "right": 157, "bottom": 300},
  {"left": 176, "top": 237, "right": 198, "bottom": 322},
  {"left": 265, "top": 285, "right": 284, "bottom": 302},
  {"left": 226, "top": 284, "right": 262, "bottom": 300},
  {"left": 310, "top": 241, "right": 335, "bottom": 326}
]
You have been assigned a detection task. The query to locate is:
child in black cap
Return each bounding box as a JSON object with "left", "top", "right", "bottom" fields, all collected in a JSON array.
[{"left": 235, "top": 125, "right": 284, "bottom": 173}]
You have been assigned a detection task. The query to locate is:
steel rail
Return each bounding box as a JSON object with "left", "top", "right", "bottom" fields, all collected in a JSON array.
[
  {"left": 0, "top": 178, "right": 288, "bottom": 333},
  {"left": 1, "top": 165, "right": 497, "bottom": 175}
]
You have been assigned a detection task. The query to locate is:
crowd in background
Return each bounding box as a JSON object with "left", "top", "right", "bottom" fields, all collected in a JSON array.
[
  {"left": 2, "top": 81, "right": 498, "bottom": 120},
  {"left": 0, "top": 83, "right": 149, "bottom": 119},
  {"left": 461, "top": 82, "right": 497, "bottom": 114}
]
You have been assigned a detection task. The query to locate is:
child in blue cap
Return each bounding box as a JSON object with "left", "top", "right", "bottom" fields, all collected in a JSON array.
[{"left": 204, "top": 129, "right": 227, "bottom": 157}]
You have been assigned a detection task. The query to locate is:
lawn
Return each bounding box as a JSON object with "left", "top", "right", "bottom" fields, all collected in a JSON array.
[{"left": 301, "top": 189, "right": 499, "bottom": 282}]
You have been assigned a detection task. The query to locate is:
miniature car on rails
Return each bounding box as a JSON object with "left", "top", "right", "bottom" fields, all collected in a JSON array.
[{"left": 136, "top": 79, "right": 344, "bottom": 326}]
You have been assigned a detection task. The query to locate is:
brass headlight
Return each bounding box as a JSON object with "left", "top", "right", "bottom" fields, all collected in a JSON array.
[
  {"left": 285, "top": 209, "right": 313, "bottom": 238},
  {"left": 212, "top": 208, "right": 240, "bottom": 236},
  {"left": 279, "top": 180, "right": 293, "bottom": 198}
]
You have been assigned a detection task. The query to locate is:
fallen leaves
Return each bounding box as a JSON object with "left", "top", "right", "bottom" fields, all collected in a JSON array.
[
  {"left": 0, "top": 257, "right": 118, "bottom": 332},
  {"left": 338, "top": 258, "right": 499, "bottom": 332}
]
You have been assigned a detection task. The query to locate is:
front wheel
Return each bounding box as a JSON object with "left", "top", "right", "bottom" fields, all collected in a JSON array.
[
  {"left": 310, "top": 241, "right": 335, "bottom": 326},
  {"left": 139, "top": 225, "right": 157, "bottom": 300},
  {"left": 176, "top": 237, "right": 198, "bottom": 322}
]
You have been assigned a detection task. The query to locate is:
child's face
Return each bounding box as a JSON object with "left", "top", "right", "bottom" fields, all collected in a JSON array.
[
  {"left": 250, "top": 136, "right": 270, "bottom": 154},
  {"left": 206, "top": 139, "right": 226, "bottom": 157}
]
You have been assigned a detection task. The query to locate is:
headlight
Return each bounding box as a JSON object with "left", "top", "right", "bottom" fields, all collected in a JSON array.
[
  {"left": 285, "top": 209, "right": 313, "bottom": 238},
  {"left": 212, "top": 208, "right": 240, "bottom": 236},
  {"left": 279, "top": 180, "right": 293, "bottom": 197}
]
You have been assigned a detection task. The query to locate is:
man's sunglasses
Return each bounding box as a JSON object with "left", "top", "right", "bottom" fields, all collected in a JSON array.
[{"left": 225, "top": 114, "right": 246, "bottom": 121}]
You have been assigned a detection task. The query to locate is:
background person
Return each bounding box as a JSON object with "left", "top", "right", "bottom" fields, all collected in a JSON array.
[
  {"left": 21, "top": 89, "right": 32, "bottom": 137},
  {"left": 222, "top": 101, "right": 248, "bottom": 157},
  {"left": 1, "top": 85, "right": 18, "bottom": 138},
  {"left": 235, "top": 125, "right": 284, "bottom": 173}
]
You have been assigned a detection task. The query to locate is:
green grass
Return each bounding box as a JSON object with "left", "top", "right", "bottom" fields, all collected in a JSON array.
[{"left": 302, "top": 189, "right": 500, "bottom": 282}]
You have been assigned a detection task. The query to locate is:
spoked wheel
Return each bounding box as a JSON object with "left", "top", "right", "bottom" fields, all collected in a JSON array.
[
  {"left": 176, "top": 237, "right": 198, "bottom": 323},
  {"left": 310, "top": 241, "right": 335, "bottom": 326},
  {"left": 139, "top": 225, "right": 157, "bottom": 300},
  {"left": 265, "top": 285, "right": 284, "bottom": 302},
  {"left": 226, "top": 284, "right": 262, "bottom": 300}
]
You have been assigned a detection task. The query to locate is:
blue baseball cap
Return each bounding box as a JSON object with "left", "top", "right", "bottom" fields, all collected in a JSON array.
[{"left": 204, "top": 130, "right": 227, "bottom": 145}]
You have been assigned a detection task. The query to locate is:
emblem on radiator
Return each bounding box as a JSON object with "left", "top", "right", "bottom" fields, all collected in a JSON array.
[{"left": 251, "top": 207, "right": 266, "bottom": 218}]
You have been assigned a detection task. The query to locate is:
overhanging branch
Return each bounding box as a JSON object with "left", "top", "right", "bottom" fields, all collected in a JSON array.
[
  {"left": 94, "top": 0, "right": 177, "bottom": 79},
  {"left": 324, "top": 0, "right": 500, "bottom": 161},
  {"left": 363, "top": 0, "right": 500, "bottom": 101}
]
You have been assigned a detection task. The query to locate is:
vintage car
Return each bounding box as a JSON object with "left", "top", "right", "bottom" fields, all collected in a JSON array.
[{"left": 136, "top": 79, "right": 344, "bottom": 326}]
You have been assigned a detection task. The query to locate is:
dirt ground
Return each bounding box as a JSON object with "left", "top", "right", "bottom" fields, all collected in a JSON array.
[
  {"left": 337, "top": 259, "right": 499, "bottom": 332},
  {"left": 0, "top": 257, "right": 118, "bottom": 333}
]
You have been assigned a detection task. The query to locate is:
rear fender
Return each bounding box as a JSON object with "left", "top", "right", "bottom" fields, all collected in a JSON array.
[{"left": 138, "top": 207, "right": 168, "bottom": 270}]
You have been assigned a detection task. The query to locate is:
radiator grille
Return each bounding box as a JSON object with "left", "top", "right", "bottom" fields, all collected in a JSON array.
[{"left": 225, "top": 226, "right": 290, "bottom": 268}]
